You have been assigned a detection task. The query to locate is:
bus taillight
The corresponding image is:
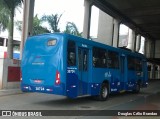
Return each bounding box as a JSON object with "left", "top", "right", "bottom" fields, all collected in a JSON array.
[{"left": 55, "top": 71, "right": 60, "bottom": 85}]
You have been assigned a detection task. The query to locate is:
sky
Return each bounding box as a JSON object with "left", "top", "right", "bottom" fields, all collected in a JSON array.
[
  {"left": 34, "top": 0, "right": 84, "bottom": 32},
  {"left": 0, "top": 0, "right": 128, "bottom": 40},
  {"left": 0, "top": 0, "right": 85, "bottom": 40}
]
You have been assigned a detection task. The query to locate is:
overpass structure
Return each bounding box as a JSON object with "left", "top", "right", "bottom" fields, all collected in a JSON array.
[
  {"left": 82, "top": 0, "right": 160, "bottom": 79},
  {"left": 22, "top": 0, "right": 160, "bottom": 78},
  {"left": 1, "top": 0, "right": 160, "bottom": 89},
  {"left": 83, "top": 0, "right": 160, "bottom": 59}
]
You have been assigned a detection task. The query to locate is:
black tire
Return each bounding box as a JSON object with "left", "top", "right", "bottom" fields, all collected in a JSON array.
[
  {"left": 133, "top": 83, "right": 140, "bottom": 93},
  {"left": 97, "top": 83, "right": 109, "bottom": 101}
]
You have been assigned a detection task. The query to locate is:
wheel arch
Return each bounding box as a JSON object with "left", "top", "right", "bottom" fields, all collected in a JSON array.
[
  {"left": 137, "top": 79, "right": 142, "bottom": 85},
  {"left": 102, "top": 80, "right": 110, "bottom": 93}
]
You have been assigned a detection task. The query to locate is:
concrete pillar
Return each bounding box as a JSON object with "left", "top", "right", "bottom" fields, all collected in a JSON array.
[
  {"left": 3, "top": 38, "right": 7, "bottom": 47},
  {"left": 112, "top": 19, "right": 120, "bottom": 48},
  {"left": 152, "top": 64, "right": 156, "bottom": 79},
  {"left": 150, "top": 64, "right": 153, "bottom": 79},
  {"left": 127, "top": 29, "right": 136, "bottom": 51},
  {"left": 20, "top": 0, "right": 35, "bottom": 59},
  {"left": 158, "top": 65, "right": 160, "bottom": 79},
  {"left": 148, "top": 63, "right": 160, "bottom": 79},
  {"left": 0, "top": 59, "right": 4, "bottom": 89},
  {"left": 144, "top": 39, "right": 151, "bottom": 58},
  {"left": 155, "top": 65, "right": 158, "bottom": 79},
  {"left": 151, "top": 41, "right": 155, "bottom": 58},
  {"left": 147, "top": 63, "right": 152, "bottom": 79},
  {"left": 127, "top": 29, "right": 132, "bottom": 49},
  {"left": 82, "top": 0, "right": 92, "bottom": 39},
  {"left": 155, "top": 40, "right": 160, "bottom": 58},
  {"left": 145, "top": 40, "right": 155, "bottom": 58},
  {"left": 136, "top": 34, "right": 141, "bottom": 52},
  {"left": 97, "top": 10, "right": 114, "bottom": 45},
  {"left": 139, "top": 36, "right": 145, "bottom": 54}
]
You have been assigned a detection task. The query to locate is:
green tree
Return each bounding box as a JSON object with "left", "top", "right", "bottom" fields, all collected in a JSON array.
[
  {"left": 42, "top": 14, "right": 62, "bottom": 33},
  {"left": 64, "top": 22, "right": 82, "bottom": 37},
  {"left": 16, "top": 15, "right": 50, "bottom": 35},
  {"left": 0, "top": 0, "right": 23, "bottom": 58},
  {"left": 0, "top": 3, "right": 9, "bottom": 32}
]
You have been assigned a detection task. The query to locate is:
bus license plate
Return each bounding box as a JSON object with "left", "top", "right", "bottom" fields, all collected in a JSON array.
[{"left": 35, "top": 87, "right": 45, "bottom": 91}]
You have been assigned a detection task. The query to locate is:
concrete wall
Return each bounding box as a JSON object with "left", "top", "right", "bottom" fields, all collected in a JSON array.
[
  {"left": 127, "top": 29, "right": 136, "bottom": 51},
  {"left": 155, "top": 40, "right": 160, "bottom": 58},
  {"left": 20, "top": 0, "right": 35, "bottom": 59},
  {"left": 145, "top": 39, "right": 155, "bottom": 58},
  {"left": 97, "top": 10, "right": 114, "bottom": 45},
  {"left": 0, "top": 59, "right": 4, "bottom": 89},
  {"left": 82, "top": 0, "right": 92, "bottom": 39},
  {"left": 0, "top": 58, "right": 20, "bottom": 89},
  {"left": 135, "top": 35, "right": 141, "bottom": 52},
  {"left": 112, "top": 19, "right": 120, "bottom": 48}
]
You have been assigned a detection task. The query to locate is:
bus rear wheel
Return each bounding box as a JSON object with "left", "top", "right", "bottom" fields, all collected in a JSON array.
[
  {"left": 133, "top": 83, "right": 140, "bottom": 93},
  {"left": 97, "top": 83, "right": 109, "bottom": 101}
]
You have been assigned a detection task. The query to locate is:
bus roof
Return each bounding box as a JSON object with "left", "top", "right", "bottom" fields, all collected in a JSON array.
[{"left": 27, "top": 33, "right": 146, "bottom": 59}]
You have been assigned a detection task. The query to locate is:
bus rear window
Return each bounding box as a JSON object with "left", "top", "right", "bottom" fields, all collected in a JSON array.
[{"left": 47, "top": 39, "right": 57, "bottom": 46}]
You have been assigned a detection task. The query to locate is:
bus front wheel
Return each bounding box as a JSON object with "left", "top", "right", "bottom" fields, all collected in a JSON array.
[{"left": 97, "top": 83, "right": 109, "bottom": 101}]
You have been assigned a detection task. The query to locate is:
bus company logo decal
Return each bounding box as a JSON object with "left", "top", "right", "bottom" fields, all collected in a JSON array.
[
  {"left": 67, "top": 67, "right": 77, "bottom": 70},
  {"left": 67, "top": 67, "right": 77, "bottom": 73},
  {"left": 105, "top": 71, "right": 111, "bottom": 78},
  {"left": 32, "top": 62, "right": 44, "bottom": 65},
  {"left": 67, "top": 69, "right": 75, "bottom": 73}
]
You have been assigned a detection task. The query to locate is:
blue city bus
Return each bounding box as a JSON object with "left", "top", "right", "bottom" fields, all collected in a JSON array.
[{"left": 21, "top": 33, "right": 148, "bottom": 101}]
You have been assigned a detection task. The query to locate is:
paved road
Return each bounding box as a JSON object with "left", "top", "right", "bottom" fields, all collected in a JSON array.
[{"left": 0, "top": 80, "right": 160, "bottom": 119}]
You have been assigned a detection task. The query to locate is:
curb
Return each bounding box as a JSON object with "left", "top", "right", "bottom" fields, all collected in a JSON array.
[{"left": 0, "top": 89, "right": 23, "bottom": 97}]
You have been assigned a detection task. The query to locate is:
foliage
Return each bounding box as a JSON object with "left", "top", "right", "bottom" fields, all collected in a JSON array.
[
  {"left": 33, "top": 15, "right": 50, "bottom": 35},
  {"left": 64, "top": 22, "right": 82, "bottom": 37},
  {"left": 0, "top": 4, "right": 9, "bottom": 32},
  {"left": 41, "top": 14, "right": 62, "bottom": 33},
  {"left": 16, "top": 15, "right": 50, "bottom": 35},
  {"left": 0, "top": 0, "right": 23, "bottom": 58}
]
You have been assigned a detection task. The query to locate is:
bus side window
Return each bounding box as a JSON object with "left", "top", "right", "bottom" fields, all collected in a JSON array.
[
  {"left": 135, "top": 59, "right": 142, "bottom": 71},
  {"left": 108, "top": 51, "right": 119, "bottom": 68},
  {"left": 67, "top": 40, "right": 76, "bottom": 66},
  {"left": 68, "top": 52, "right": 75, "bottom": 66},
  {"left": 128, "top": 56, "right": 135, "bottom": 70},
  {"left": 93, "top": 47, "right": 106, "bottom": 68},
  {"left": 103, "top": 52, "right": 108, "bottom": 67},
  {"left": 83, "top": 50, "right": 88, "bottom": 71}
]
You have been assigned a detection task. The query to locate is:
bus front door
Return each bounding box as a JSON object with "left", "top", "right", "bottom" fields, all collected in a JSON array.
[{"left": 78, "top": 48, "right": 89, "bottom": 96}]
